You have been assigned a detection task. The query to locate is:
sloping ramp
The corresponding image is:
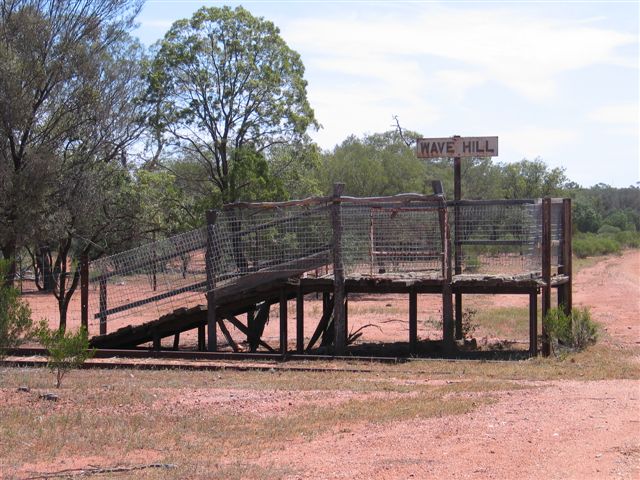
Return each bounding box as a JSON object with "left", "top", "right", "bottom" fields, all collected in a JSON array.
[{"left": 89, "top": 278, "right": 299, "bottom": 349}]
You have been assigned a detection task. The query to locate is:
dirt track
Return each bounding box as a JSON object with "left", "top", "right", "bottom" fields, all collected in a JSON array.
[
  {"left": 5, "top": 251, "right": 639, "bottom": 479},
  {"left": 256, "top": 251, "right": 640, "bottom": 479}
]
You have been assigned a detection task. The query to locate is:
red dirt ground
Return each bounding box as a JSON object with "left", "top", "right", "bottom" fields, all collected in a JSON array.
[
  {"left": 251, "top": 250, "right": 640, "bottom": 479},
  {"left": 12, "top": 250, "right": 640, "bottom": 479}
]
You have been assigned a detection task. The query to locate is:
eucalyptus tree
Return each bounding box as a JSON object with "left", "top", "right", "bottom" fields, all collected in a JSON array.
[
  {"left": 149, "top": 5, "right": 318, "bottom": 204},
  {"left": 0, "top": 0, "right": 144, "bottom": 284}
]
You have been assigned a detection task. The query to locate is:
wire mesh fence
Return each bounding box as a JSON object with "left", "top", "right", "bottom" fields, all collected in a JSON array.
[
  {"left": 211, "top": 201, "right": 333, "bottom": 288},
  {"left": 449, "top": 200, "right": 566, "bottom": 276},
  {"left": 87, "top": 228, "right": 208, "bottom": 328},
  {"left": 450, "top": 201, "right": 540, "bottom": 275},
  {"left": 57, "top": 195, "right": 569, "bottom": 332},
  {"left": 341, "top": 201, "right": 445, "bottom": 277}
]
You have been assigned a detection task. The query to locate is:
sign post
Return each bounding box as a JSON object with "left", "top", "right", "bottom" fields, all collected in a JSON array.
[{"left": 416, "top": 135, "right": 499, "bottom": 340}]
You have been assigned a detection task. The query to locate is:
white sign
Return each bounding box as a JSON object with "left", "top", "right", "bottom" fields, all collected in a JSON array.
[{"left": 416, "top": 136, "right": 498, "bottom": 158}]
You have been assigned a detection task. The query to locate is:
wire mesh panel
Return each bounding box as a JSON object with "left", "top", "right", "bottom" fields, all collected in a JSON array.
[
  {"left": 451, "top": 201, "right": 540, "bottom": 275},
  {"left": 551, "top": 200, "right": 564, "bottom": 270},
  {"left": 211, "top": 202, "right": 333, "bottom": 288},
  {"left": 341, "top": 201, "right": 445, "bottom": 277},
  {"left": 88, "top": 228, "right": 208, "bottom": 327}
]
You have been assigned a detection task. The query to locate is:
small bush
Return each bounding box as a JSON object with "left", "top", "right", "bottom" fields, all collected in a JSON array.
[
  {"left": 573, "top": 233, "right": 621, "bottom": 258},
  {"left": 0, "top": 259, "right": 33, "bottom": 358},
  {"left": 36, "top": 322, "right": 95, "bottom": 388},
  {"left": 597, "top": 224, "right": 621, "bottom": 235},
  {"left": 543, "top": 307, "right": 598, "bottom": 355}
]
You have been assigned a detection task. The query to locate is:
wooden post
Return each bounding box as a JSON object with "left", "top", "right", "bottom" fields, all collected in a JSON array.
[
  {"left": 409, "top": 288, "right": 417, "bottom": 354},
  {"left": 529, "top": 291, "right": 538, "bottom": 356},
  {"left": 80, "top": 254, "right": 89, "bottom": 331},
  {"left": 197, "top": 325, "right": 205, "bottom": 351},
  {"left": 206, "top": 210, "right": 217, "bottom": 352},
  {"left": 541, "top": 198, "right": 552, "bottom": 356},
  {"left": 247, "top": 307, "right": 255, "bottom": 349},
  {"left": 98, "top": 276, "right": 107, "bottom": 335},
  {"left": 280, "top": 289, "right": 288, "bottom": 356},
  {"left": 559, "top": 199, "right": 572, "bottom": 316},
  {"left": 296, "top": 285, "right": 304, "bottom": 353},
  {"left": 453, "top": 154, "right": 463, "bottom": 340},
  {"left": 331, "top": 183, "right": 347, "bottom": 355},
  {"left": 440, "top": 203, "right": 455, "bottom": 354}
]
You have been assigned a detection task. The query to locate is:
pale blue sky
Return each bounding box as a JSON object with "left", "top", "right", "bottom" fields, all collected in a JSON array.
[{"left": 135, "top": 1, "right": 639, "bottom": 188}]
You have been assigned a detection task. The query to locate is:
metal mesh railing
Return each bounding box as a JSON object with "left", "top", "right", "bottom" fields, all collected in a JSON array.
[
  {"left": 211, "top": 202, "right": 332, "bottom": 288},
  {"left": 88, "top": 228, "right": 208, "bottom": 326},
  {"left": 450, "top": 201, "right": 540, "bottom": 275},
  {"left": 341, "top": 201, "right": 444, "bottom": 276},
  {"left": 450, "top": 199, "right": 566, "bottom": 276},
  {"left": 81, "top": 195, "right": 568, "bottom": 329}
]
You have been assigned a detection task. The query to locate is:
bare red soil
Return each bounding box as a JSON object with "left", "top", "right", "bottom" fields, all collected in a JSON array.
[{"left": 10, "top": 250, "right": 640, "bottom": 479}]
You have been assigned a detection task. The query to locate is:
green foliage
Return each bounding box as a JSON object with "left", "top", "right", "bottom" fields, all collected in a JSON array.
[
  {"left": 603, "top": 210, "right": 636, "bottom": 232},
  {"left": 36, "top": 322, "right": 95, "bottom": 388},
  {"left": 573, "top": 202, "right": 602, "bottom": 233},
  {"left": 0, "top": 260, "right": 33, "bottom": 358},
  {"left": 597, "top": 224, "right": 621, "bottom": 235},
  {"left": 149, "top": 5, "right": 318, "bottom": 204},
  {"left": 499, "top": 158, "right": 568, "bottom": 199},
  {"left": 573, "top": 230, "right": 640, "bottom": 258},
  {"left": 543, "top": 307, "right": 598, "bottom": 355}
]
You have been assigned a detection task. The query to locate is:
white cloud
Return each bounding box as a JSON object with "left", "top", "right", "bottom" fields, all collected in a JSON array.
[
  {"left": 588, "top": 104, "right": 638, "bottom": 125},
  {"left": 502, "top": 126, "right": 580, "bottom": 159},
  {"left": 283, "top": 6, "right": 636, "bottom": 102}
]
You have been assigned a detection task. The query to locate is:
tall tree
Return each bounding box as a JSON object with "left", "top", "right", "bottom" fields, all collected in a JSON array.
[
  {"left": 148, "top": 5, "right": 318, "bottom": 204},
  {"left": 0, "top": 0, "right": 143, "bottom": 284}
]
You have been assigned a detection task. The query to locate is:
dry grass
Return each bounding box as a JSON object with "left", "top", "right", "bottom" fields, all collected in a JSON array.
[{"left": 1, "top": 340, "right": 638, "bottom": 479}]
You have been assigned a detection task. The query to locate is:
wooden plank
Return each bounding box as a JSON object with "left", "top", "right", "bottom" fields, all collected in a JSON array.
[
  {"left": 562, "top": 198, "right": 572, "bottom": 316},
  {"left": 99, "top": 277, "right": 107, "bottom": 335},
  {"left": 307, "top": 295, "right": 335, "bottom": 351},
  {"left": 280, "top": 290, "right": 288, "bottom": 356},
  {"left": 332, "top": 183, "right": 347, "bottom": 354},
  {"left": 226, "top": 315, "right": 276, "bottom": 353},
  {"left": 296, "top": 285, "right": 304, "bottom": 353},
  {"left": 453, "top": 156, "right": 463, "bottom": 342},
  {"left": 530, "top": 292, "right": 538, "bottom": 356},
  {"left": 94, "top": 280, "right": 207, "bottom": 319},
  {"left": 441, "top": 204, "right": 455, "bottom": 354},
  {"left": 409, "top": 289, "right": 417, "bottom": 354},
  {"left": 217, "top": 318, "right": 239, "bottom": 352},
  {"left": 206, "top": 210, "right": 217, "bottom": 352},
  {"left": 80, "top": 254, "right": 88, "bottom": 330},
  {"left": 250, "top": 303, "right": 271, "bottom": 352},
  {"left": 197, "top": 326, "right": 205, "bottom": 352},
  {"left": 541, "top": 198, "right": 552, "bottom": 357}
]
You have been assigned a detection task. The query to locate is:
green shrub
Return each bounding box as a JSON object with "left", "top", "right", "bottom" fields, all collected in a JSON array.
[
  {"left": 597, "top": 224, "right": 621, "bottom": 235},
  {"left": 543, "top": 307, "right": 598, "bottom": 355},
  {"left": 36, "top": 321, "right": 95, "bottom": 388},
  {"left": 573, "top": 233, "right": 621, "bottom": 258},
  {"left": 0, "top": 260, "right": 33, "bottom": 358}
]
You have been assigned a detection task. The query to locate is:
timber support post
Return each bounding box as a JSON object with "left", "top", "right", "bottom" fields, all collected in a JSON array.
[
  {"left": 541, "top": 198, "right": 552, "bottom": 356},
  {"left": 453, "top": 150, "right": 463, "bottom": 340},
  {"left": 559, "top": 198, "right": 572, "bottom": 316},
  {"left": 206, "top": 210, "right": 218, "bottom": 352},
  {"left": 331, "top": 182, "right": 347, "bottom": 355},
  {"left": 296, "top": 285, "right": 304, "bottom": 354},
  {"left": 440, "top": 202, "right": 455, "bottom": 354},
  {"left": 409, "top": 288, "right": 418, "bottom": 354},
  {"left": 98, "top": 276, "right": 107, "bottom": 335},
  {"left": 280, "top": 289, "right": 288, "bottom": 357},
  {"left": 80, "top": 254, "right": 89, "bottom": 331},
  {"left": 529, "top": 291, "right": 538, "bottom": 356}
]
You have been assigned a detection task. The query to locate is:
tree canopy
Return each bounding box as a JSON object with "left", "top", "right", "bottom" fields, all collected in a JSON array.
[{"left": 148, "top": 5, "right": 318, "bottom": 203}]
